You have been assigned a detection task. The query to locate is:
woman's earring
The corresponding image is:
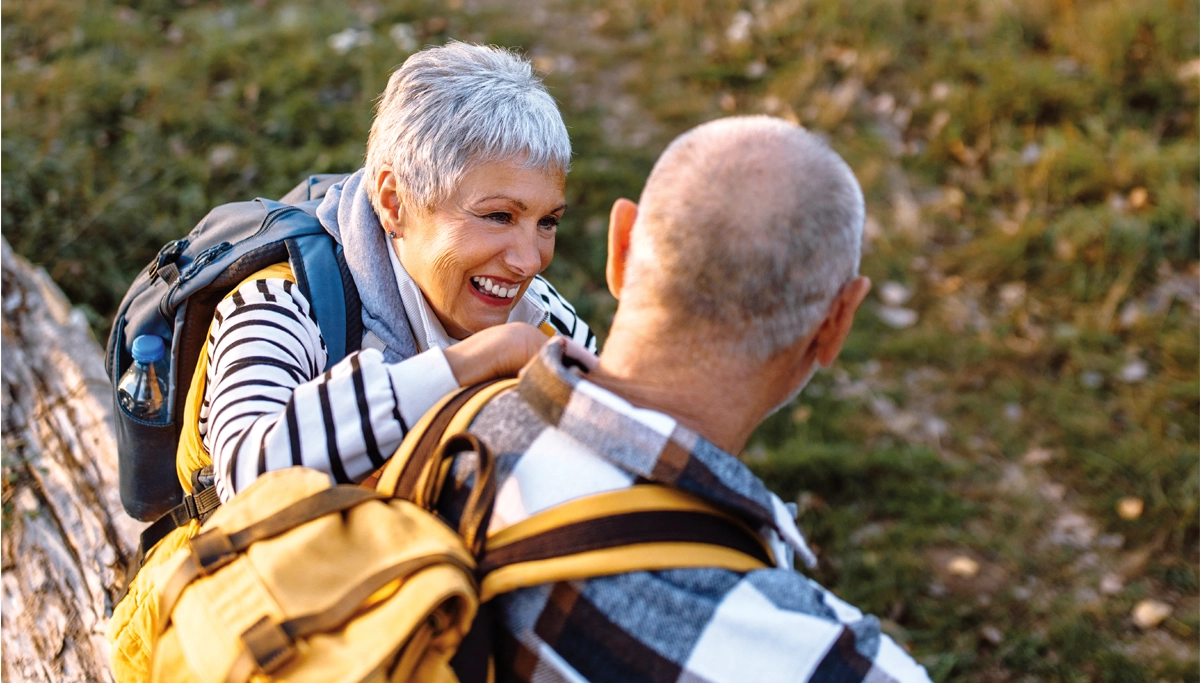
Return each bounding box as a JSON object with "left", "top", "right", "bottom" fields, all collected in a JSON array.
[{"left": 387, "top": 230, "right": 397, "bottom": 239}]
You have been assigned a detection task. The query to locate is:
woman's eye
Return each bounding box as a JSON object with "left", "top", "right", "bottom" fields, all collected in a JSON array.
[
  {"left": 484, "top": 212, "right": 512, "bottom": 224},
  {"left": 538, "top": 217, "right": 560, "bottom": 232}
]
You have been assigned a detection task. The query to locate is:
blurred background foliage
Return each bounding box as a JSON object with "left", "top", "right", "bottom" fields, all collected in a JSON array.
[{"left": 2, "top": 0, "right": 1197, "bottom": 679}]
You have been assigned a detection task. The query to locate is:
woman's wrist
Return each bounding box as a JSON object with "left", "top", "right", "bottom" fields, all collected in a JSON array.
[
  {"left": 443, "top": 344, "right": 490, "bottom": 387},
  {"left": 443, "top": 322, "right": 547, "bottom": 386}
]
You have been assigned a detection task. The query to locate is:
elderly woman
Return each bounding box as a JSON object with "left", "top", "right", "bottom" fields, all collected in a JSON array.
[{"left": 200, "top": 42, "right": 595, "bottom": 502}]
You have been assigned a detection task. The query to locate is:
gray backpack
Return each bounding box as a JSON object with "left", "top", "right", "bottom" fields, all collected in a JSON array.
[{"left": 104, "top": 175, "right": 361, "bottom": 522}]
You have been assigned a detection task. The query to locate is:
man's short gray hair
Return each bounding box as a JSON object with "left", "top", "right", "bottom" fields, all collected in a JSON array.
[
  {"left": 624, "top": 116, "right": 864, "bottom": 361},
  {"left": 365, "top": 42, "right": 571, "bottom": 214}
]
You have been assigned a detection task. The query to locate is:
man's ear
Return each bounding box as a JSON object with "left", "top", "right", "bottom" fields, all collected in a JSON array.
[
  {"left": 606, "top": 198, "right": 638, "bottom": 300},
  {"left": 376, "top": 170, "right": 405, "bottom": 239},
  {"left": 812, "top": 277, "right": 872, "bottom": 367}
]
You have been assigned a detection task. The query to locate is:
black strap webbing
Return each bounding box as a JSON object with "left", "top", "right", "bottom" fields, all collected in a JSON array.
[
  {"left": 393, "top": 379, "right": 506, "bottom": 502},
  {"left": 116, "top": 483, "right": 223, "bottom": 604},
  {"left": 137, "top": 485, "right": 222, "bottom": 560},
  {"left": 477, "top": 509, "right": 773, "bottom": 577}
]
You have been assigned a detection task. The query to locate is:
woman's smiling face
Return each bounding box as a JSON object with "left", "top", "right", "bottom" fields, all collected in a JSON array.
[{"left": 384, "top": 160, "right": 565, "bottom": 339}]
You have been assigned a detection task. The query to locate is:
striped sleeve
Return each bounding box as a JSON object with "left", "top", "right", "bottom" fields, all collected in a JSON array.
[
  {"left": 199, "top": 277, "right": 460, "bottom": 502},
  {"left": 527, "top": 275, "right": 598, "bottom": 353}
]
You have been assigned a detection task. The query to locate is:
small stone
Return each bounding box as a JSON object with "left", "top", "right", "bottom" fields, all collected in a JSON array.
[
  {"left": 1128, "top": 187, "right": 1148, "bottom": 209},
  {"left": 947, "top": 555, "right": 979, "bottom": 577},
  {"left": 1132, "top": 599, "right": 1171, "bottom": 629},
  {"left": 1051, "top": 512, "right": 1097, "bottom": 548},
  {"left": 1119, "top": 360, "right": 1148, "bottom": 383},
  {"left": 1004, "top": 403, "right": 1023, "bottom": 422},
  {"left": 1040, "top": 482, "right": 1065, "bottom": 501},
  {"left": 327, "top": 28, "right": 371, "bottom": 55},
  {"left": 1178, "top": 57, "right": 1200, "bottom": 81},
  {"left": 880, "top": 281, "right": 912, "bottom": 306},
  {"left": 870, "top": 93, "right": 896, "bottom": 116},
  {"left": 389, "top": 23, "right": 417, "bottom": 52},
  {"left": 725, "top": 10, "right": 753, "bottom": 44},
  {"left": 980, "top": 624, "right": 1003, "bottom": 644},
  {"left": 998, "top": 282, "right": 1026, "bottom": 308},
  {"left": 1117, "top": 497, "right": 1144, "bottom": 520},
  {"left": 1100, "top": 573, "right": 1123, "bottom": 595},
  {"left": 1021, "top": 142, "right": 1041, "bottom": 165},
  {"left": 207, "top": 144, "right": 238, "bottom": 170},
  {"left": 877, "top": 306, "right": 918, "bottom": 329},
  {"left": 930, "top": 82, "right": 951, "bottom": 101},
  {"left": 1022, "top": 447, "right": 1053, "bottom": 465},
  {"left": 1119, "top": 301, "right": 1143, "bottom": 328}
]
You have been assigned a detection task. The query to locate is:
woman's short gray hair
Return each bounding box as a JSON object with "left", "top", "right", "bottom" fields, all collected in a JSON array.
[{"left": 365, "top": 42, "right": 571, "bottom": 214}]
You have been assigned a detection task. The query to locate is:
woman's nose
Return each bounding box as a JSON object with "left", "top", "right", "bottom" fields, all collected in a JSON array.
[{"left": 502, "top": 225, "right": 543, "bottom": 277}]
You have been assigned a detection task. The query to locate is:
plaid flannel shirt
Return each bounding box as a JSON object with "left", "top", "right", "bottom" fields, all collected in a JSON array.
[{"left": 448, "top": 339, "right": 931, "bottom": 683}]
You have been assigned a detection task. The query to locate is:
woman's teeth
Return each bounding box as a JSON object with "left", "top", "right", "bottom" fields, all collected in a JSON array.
[{"left": 471, "top": 276, "right": 520, "bottom": 299}]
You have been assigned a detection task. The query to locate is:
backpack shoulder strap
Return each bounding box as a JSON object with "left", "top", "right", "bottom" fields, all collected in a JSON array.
[
  {"left": 476, "top": 485, "right": 776, "bottom": 601},
  {"left": 374, "top": 378, "right": 519, "bottom": 502},
  {"left": 285, "top": 231, "right": 362, "bottom": 369}
]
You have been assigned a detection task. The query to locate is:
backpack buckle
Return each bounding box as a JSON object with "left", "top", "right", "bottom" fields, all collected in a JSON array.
[
  {"left": 149, "top": 238, "right": 189, "bottom": 282},
  {"left": 241, "top": 617, "right": 297, "bottom": 676},
  {"left": 189, "top": 529, "right": 237, "bottom": 574}
]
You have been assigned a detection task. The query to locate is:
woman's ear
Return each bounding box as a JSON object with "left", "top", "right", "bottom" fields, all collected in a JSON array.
[
  {"left": 606, "top": 198, "right": 638, "bottom": 299},
  {"left": 376, "top": 170, "right": 405, "bottom": 239}
]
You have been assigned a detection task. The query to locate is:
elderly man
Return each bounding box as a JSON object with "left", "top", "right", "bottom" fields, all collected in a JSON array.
[{"left": 448, "top": 116, "right": 931, "bottom": 682}]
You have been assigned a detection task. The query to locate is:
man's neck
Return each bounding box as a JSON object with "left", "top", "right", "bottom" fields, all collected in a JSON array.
[{"left": 587, "top": 315, "right": 775, "bottom": 455}]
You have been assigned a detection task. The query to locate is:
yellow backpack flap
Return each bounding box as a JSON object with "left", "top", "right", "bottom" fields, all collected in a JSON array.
[{"left": 149, "top": 468, "right": 478, "bottom": 683}]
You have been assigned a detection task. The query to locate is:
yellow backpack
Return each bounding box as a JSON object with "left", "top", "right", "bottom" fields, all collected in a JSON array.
[{"left": 109, "top": 272, "right": 775, "bottom": 683}]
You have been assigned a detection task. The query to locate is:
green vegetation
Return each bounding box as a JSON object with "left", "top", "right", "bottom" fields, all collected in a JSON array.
[{"left": 3, "top": 0, "right": 1196, "bottom": 679}]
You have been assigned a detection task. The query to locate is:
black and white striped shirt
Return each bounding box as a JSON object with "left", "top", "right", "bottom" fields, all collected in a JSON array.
[{"left": 199, "top": 274, "right": 595, "bottom": 503}]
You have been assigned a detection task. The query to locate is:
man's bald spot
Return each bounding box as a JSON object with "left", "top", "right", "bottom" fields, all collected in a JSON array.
[
  {"left": 623, "top": 116, "right": 864, "bottom": 360},
  {"left": 639, "top": 121, "right": 806, "bottom": 244}
]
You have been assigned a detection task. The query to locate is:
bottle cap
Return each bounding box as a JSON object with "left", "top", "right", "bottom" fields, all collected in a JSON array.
[{"left": 131, "top": 335, "right": 166, "bottom": 363}]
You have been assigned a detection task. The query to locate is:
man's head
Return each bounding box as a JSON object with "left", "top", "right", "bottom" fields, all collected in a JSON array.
[{"left": 602, "top": 116, "right": 870, "bottom": 431}]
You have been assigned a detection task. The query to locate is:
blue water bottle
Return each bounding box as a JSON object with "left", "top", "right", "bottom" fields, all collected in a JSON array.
[{"left": 118, "top": 335, "right": 169, "bottom": 422}]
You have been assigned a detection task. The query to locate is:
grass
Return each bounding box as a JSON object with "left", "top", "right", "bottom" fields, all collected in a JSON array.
[{"left": 3, "top": 0, "right": 1197, "bottom": 679}]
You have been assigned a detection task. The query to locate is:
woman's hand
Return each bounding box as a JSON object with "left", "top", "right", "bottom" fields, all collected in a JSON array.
[{"left": 442, "top": 322, "right": 550, "bottom": 387}]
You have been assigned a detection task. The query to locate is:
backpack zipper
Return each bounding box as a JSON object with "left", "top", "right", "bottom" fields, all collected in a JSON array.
[
  {"left": 157, "top": 241, "right": 233, "bottom": 319},
  {"left": 156, "top": 205, "right": 311, "bottom": 320}
]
